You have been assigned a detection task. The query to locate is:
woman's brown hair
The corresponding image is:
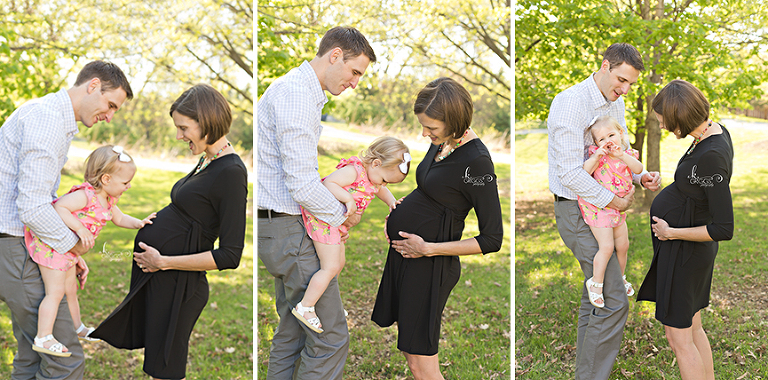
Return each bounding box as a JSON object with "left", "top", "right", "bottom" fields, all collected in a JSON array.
[
  {"left": 413, "top": 77, "right": 473, "bottom": 139},
  {"left": 170, "top": 84, "right": 232, "bottom": 144},
  {"left": 652, "top": 79, "right": 710, "bottom": 137}
]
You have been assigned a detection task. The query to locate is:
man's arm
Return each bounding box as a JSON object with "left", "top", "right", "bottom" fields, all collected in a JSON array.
[
  {"left": 548, "top": 95, "right": 616, "bottom": 208},
  {"left": 274, "top": 88, "right": 347, "bottom": 226},
  {"left": 17, "top": 110, "right": 79, "bottom": 254}
]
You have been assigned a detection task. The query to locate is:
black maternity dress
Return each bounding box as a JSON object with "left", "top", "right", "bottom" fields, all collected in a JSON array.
[
  {"left": 91, "top": 154, "right": 248, "bottom": 379},
  {"left": 371, "top": 138, "right": 504, "bottom": 355},
  {"left": 637, "top": 126, "right": 734, "bottom": 328}
]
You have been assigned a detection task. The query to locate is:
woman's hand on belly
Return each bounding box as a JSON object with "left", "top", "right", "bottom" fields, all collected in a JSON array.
[
  {"left": 134, "top": 241, "right": 164, "bottom": 272},
  {"left": 391, "top": 231, "right": 431, "bottom": 259}
]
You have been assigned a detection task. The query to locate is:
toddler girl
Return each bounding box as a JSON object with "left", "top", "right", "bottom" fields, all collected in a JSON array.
[
  {"left": 26, "top": 145, "right": 156, "bottom": 357},
  {"left": 577, "top": 116, "right": 643, "bottom": 308},
  {"left": 293, "top": 136, "right": 411, "bottom": 333}
]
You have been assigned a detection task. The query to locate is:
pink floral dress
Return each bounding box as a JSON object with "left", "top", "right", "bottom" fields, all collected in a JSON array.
[
  {"left": 578, "top": 146, "right": 640, "bottom": 228},
  {"left": 25, "top": 182, "right": 117, "bottom": 271},
  {"left": 301, "top": 156, "right": 379, "bottom": 245}
]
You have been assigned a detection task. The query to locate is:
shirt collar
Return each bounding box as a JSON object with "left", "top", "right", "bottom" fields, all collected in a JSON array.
[
  {"left": 55, "top": 88, "right": 78, "bottom": 136},
  {"left": 298, "top": 61, "right": 329, "bottom": 109},
  {"left": 585, "top": 72, "right": 613, "bottom": 110}
]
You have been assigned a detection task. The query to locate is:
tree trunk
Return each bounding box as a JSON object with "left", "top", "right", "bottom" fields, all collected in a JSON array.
[{"left": 643, "top": 93, "right": 661, "bottom": 207}]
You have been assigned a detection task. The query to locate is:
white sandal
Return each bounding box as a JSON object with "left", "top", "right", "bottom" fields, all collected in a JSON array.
[
  {"left": 32, "top": 334, "right": 72, "bottom": 357},
  {"left": 623, "top": 275, "right": 635, "bottom": 297},
  {"left": 76, "top": 323, "right": 99, "bottom": 342},
  {"left": 291, "top": 302, "right": 323, "bottom": 333},
  {"left": 585, "top": 277, "right": 605, "bottom": 308}
]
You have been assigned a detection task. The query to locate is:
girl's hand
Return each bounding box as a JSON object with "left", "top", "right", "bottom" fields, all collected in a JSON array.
[
  {"left": 343, "top": 200, "right": 358, "bottom": 217},
  {"left": 593, "top": 145, "right": 609, "bottom": 158},
  {"left": 606, "top": 141, "right": 623, "bottom": 158},
  {"left": 139, "top": 212, "right": 157, "bottom": 228},
  {"left": 76, "top": 228, "right": 95, "bottom": 250}
]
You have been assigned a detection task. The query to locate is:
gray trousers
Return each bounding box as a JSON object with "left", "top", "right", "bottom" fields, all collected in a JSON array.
[
  {"left": 0, "top": 236, "right": 84, "bottom": 380},
  {"left": 258, "top": 215, "right": 349, "bottom": 380},
  {"left": 554, "top": 199, "right": 629, "bottom": 380}
]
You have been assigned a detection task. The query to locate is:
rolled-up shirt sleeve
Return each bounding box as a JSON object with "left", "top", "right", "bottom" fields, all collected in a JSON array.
[
  {"left": 275, "top": 87, "right": 346, "bottom": 226},
  {"left": 17, "top": 110, "right": 78, "bottom": 253}
]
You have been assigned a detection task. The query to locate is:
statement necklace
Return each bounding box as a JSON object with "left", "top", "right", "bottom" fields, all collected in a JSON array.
[
  {"left": 195, "top": 142, "right": 231, "bottom": 174},
  {"left": 686, "top": 121, "right": 711, "bottom": 155},
  {"left": 436, "top": 129, "right": 470, "bottom": 161}
]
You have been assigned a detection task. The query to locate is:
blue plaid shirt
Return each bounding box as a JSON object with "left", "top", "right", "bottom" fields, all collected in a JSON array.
[
  {"left": 0, "top": 88, "right": 80, "bottom": 253},
  {"left": 257, "top": 61, "right": 346, "bottom": 226}
]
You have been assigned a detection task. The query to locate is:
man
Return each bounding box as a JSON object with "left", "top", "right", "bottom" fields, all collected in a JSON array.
[
  {"left": 257, "top": 26, "right": 376, "bottom": 380},
  {"left": 547, "top": 43, "right": 661, "bottom": 380},
  {"left": 0, "top": 60, "right": 133, "bottom": 379}
]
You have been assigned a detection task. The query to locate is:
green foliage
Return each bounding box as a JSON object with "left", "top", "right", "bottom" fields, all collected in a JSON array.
[
  {"left": 257, "top": 0, "right": 511, "bottom": 138},
  {"left": 0, "top": 164, "right": 254, "bottom": 379}
]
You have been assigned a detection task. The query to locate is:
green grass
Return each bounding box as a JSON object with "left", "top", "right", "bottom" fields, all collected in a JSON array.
[
  {"left": 515, "top": 125, "right": 768, "bottom": 378},
  {"left": 257, "top": 139, "right": 512, "bottom": 379},
  {"left": 0, "top": 163, "right": 254, "bottom": 379}
]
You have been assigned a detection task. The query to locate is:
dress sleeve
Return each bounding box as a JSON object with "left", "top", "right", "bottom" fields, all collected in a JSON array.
[
  {"left": 209, "top": 162, "right": 248, "bottom": 270},
  {"left": 461, "top": 154, "right": 504, "bottom": 254},
  {"left": 697, "top": 150, "right": 734, "bottom": 241}
]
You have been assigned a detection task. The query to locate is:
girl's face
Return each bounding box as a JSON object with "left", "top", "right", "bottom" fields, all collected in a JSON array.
[
  {"left": 591, "top": 123, "right": 624, "bottom": 149},
  {"left": 173, "top": 111, "right": 208, "bottom": 155},
  {"left": 366, "top": 151, "right": 409, "bottom": 186},
  {"left": 417, "top": 113, "right": 452, "bottom": 146},
  {"left": 101, "top": 163, "right": 136, "bottom": 198}
]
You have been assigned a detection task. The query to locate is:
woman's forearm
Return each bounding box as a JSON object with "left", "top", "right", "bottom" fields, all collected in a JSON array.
[
  {"left": 159, "top": 251, "right": 219, "bottom": 271},
  {"left": 665, "top": 225, "right": 713, "bottom": 242},
  {"left": 423, "top": 237, "right": 483, "bottom": 257}
]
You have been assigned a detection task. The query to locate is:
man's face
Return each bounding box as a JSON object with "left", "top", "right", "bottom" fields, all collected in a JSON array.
[
  {"left": 597, "top": 62, "right": 640, "bottom": 102},
  {"left": 323, "top": 49, "right": 370, "bottom": 96},
  {"left": 79, "top": 80, "right": 127, "bottom": 128}
]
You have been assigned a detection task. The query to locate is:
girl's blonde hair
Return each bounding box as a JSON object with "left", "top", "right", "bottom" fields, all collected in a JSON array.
[
  {"left": 588, "top": 115, "right": 630, "bottom": 150},
  {"left": 84, "top": 145, "right": 136, "bottom": 191},
  {"left": 360, "top": 136, "right": 409, "bottom": 168}
]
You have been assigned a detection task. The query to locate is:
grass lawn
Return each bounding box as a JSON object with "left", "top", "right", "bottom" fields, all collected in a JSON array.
[
  {"left": 515, "top": 122, "right": 768, "bottom": 378},
  {"left": 257, "top": 137, "right": 512, "bottom": 379},
  {"left": 0, "top": 162, "right": 254, "bottom": 379}
]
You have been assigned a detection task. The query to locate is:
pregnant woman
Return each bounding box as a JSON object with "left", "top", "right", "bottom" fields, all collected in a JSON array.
[
  {"left": 371, "top": 77, "right": 504, "bottom": 380},
  {"left": 91, "top": 84, "right": 248, "bottom": 380}
]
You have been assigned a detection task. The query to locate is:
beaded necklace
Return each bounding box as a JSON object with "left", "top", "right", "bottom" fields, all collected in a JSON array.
[
  {"left": 195, "top": 142, "right": 231, "bottom": 174},
  {"left": 686, "top": 121, "right": 711, "bottom": 155},
  {"left": 436, "top": 129, "right": 470, "bottom": 161}
]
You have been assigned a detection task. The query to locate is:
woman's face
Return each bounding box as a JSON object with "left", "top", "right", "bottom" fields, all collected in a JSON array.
[
  {"left": 417, "top": 113, "right": 452, "bottom": 146},
  {"left": 655, "top": 112, "right": 683, "bottom": 139},
  {"left": 173, "top": 111, "right": 208, "bottom": 155}
]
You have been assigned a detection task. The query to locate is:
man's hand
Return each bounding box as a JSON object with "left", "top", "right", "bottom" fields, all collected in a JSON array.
[
  {"left": 75, "top": 256, "right": 89, "bottom": 290},
  {"left": 339, "top": 212, "right": 362, "bottom": 243},
  {"left": 69, "top": 239, "right": 90, "bottom": 256},
  {"left": 606, "top": 185, "right": 636, "bottom": 212},
  {"left": 641, "top": 172, "right": 662, "bottom": 191}
]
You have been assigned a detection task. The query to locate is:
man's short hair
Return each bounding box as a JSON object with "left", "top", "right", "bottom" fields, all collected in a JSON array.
[
  {"left": 603, "top": 43, "right": 645, "bottom": 72},
  {"left": 170, "top": 84, "right": 232, "bottom": 145},
  {"left": 316, "top": 26, "right": 377, "bottom": 63},
  {"left": 652, "top": 79, "right": 709, "bottom": 137},
  {"left": 74, "top": 61, "right": 133, "bottom": 100}
]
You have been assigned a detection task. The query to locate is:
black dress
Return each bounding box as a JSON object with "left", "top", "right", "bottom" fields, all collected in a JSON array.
[
  {"left": 637, "top": 126, "right": 734, "bottom": 328},
  {"left": 371, "top": 139, "right": 503, "bottom": 355},
  {"left": 91, "top": 154, "right": 248, "bottom": 379}
]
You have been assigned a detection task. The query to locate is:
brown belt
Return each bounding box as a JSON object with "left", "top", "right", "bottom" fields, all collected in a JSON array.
[{"left": 0, "top": 232, "right": 21, "bottom": 238}]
